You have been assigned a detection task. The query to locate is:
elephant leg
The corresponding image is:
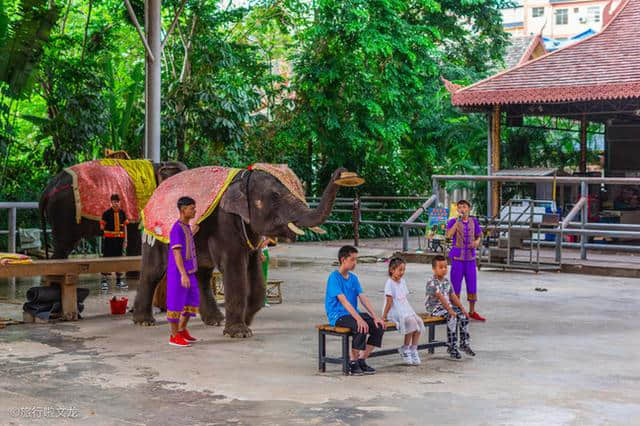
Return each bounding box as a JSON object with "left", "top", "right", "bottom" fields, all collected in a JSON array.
[
  {"left": 52, "top": 238, "right": 77, "bottom": 259},
  {"left": 196, "top": 268, "right": 224, "bottom": 326},
  {"left": 51, "top": 227, "right": 81, "bottom": 259},
  {"left": 221, "top": 256, "right": 252, "bottom": 338},
  {"left": 244, "top": 252, "right": 265, "bottom": 327},
  {"left": 125, "top": 224, "right": 141, "bottom": 279},
  {"left": 133, "top": 244, "right": 166, "bottom": 326}
]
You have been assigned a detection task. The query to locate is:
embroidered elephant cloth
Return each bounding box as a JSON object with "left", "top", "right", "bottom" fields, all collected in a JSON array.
[
  {"left": 250, "top": 163, "right": 308, "bottom": 206},
  {"left": 65, "top": 160, "right": 155, "bottom": 224},
  {"left": 142, "top": 167, "right": 241, "bottom": 244},
  {"left": 99, "top": 159, "right": 156, "bottom": 211}
]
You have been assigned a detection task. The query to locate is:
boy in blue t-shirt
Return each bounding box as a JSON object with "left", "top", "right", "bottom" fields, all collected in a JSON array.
[{"left": 325, "top": 245, "right": 385, "bottom": 375}]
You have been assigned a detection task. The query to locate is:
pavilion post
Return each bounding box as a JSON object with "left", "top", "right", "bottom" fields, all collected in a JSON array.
[
  {"left": 580, "top": 180, "right": 588, "bottom": 260},
  {"left": 580, "top": 115, "right": 587, "bottom": 173},
  {"left": 490, "top": 105, "right": 501, "bottom": 218},
  {"left": 487, "top": 113, "right": 492, "bottom": 217}
]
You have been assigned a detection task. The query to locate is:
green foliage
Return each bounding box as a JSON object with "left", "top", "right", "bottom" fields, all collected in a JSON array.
[
  {"left": 275, "top": 0, "right": 508, "bottom": 197},
  {"left": 0, "top": 0, "right": 59, "bottom": 98},
  {"left": 1, "top": 0, "right": 600, "bottom": 242}
]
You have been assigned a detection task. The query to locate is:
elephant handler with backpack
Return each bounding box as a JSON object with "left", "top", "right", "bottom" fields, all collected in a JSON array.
[
  {"left": 100, "top": 194, "right": 128, "bottom": 290},
  {"left": 166, "top": 196, "right": 200, "bottom": 347}
]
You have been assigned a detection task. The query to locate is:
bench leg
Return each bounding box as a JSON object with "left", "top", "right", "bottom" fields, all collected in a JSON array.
[
  {"left": 341, "top": 335, "right": 350, "bottom": 375},
  {"left": 428, "top": 325, "right": 435, "bottom": 354},
  {"left": 318, "top": 330, "right": 326, "bottom": 372}
]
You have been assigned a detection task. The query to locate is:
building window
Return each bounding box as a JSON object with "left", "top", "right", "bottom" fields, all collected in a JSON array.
[
  {"left": 574, "top": 8, "right": 580, "bottom": 13},
  {"left": 532, "top": 7, "right": 544, "bottom": 18},
  {"left": 555, "top": 9, "right": 568, "bottom": 25},
  {"left": 588, "top": 6, "right": 601, "bottom": 23}
]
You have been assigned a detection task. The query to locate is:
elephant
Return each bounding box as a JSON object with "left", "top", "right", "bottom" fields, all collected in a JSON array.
[
  {"left": 132, "top": 166, "right": 347, "bottom": 338},
  {"left": 39, "top": 161, "right": 187, "bottom": 259}
]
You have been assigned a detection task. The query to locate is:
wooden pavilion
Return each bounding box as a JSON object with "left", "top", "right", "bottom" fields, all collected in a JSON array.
[{"left": 445, "top": 0, "right": 640, "bottom": 219}]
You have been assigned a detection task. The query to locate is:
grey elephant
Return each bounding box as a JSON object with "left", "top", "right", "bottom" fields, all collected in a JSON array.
[
  {"left": 39, "top": 160, "right": 187, "bottom": 259},
  {"left": 132, "top": 164, "right": 349, "bottom": 338}
]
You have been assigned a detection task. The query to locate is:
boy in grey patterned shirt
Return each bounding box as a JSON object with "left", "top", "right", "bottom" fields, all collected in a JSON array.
[{"left": 425, "top": 255, "right": 476, "bottom": 359}]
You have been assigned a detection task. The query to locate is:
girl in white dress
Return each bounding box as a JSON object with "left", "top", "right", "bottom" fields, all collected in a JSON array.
[{"left": 382, "top": 257, "right": 425, "bottom": 365}]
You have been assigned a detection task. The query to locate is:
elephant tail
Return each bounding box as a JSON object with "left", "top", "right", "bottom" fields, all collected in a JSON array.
[{"left": 39, "top": 191, "right": 49, "bottom": 259}]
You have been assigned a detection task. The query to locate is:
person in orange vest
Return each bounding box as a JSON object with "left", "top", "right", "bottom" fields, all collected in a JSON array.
[{"left": 100, "top": 194, "right": 128, "bottom": 290}]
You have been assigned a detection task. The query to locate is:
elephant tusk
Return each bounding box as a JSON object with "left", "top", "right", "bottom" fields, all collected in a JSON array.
[
  {"left": 309, "top": 226, "right": 327, "bottom": 235},
  {"left": 288, "top": 223, "right": 306, "bottom": 236}
]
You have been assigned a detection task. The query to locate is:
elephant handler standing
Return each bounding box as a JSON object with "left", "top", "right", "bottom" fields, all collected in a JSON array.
[
  {"left": 166, "top": 196, "right": 200, "bottom": 347},
  {"left": 100, "top": 194, "right": 128, "bottom": 290}
]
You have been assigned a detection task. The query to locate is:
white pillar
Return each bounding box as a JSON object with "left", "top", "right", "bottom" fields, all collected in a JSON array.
[{"left": 145, "top": 0, "right": 161, "bottom": 162}]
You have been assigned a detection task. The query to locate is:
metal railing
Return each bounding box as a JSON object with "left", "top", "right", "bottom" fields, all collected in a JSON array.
[
  {"left": 399, "top": 175, "right": 640, "bottom": 263},
  {"left": 0, "top": 202, "right": 98, "bottom": 255},
  {"left": 308, "top": 196, "right": 433, "bottom": 247},
  {"left": 0, "top": 202, "right": 41, "bottom": 253}
]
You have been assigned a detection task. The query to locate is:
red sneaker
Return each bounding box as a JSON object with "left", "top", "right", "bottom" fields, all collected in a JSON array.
[
  {"left": 469, "top": 311, "right": 486, "bottom": 321},
  {"left": 169, "top": 334, "right": 191, "bottom": 347},
  {"left": 179, "top": 329, "right": 198, "bottom": 342}
]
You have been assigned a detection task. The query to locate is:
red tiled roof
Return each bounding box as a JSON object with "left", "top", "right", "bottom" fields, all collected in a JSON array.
[{"left": 450, "top": 0, "right": 640, "bottom": 107}]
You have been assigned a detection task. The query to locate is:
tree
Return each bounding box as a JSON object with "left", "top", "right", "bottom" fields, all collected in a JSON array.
[{"left": 280, "top": 0, "right": 509, "bottom": 195}]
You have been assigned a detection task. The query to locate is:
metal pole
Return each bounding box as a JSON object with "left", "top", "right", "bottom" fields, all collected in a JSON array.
[
  {"left": 580, "top": 115, "right": 587, "bottom": 173},
  {"left": 580, "top": 181, "right": 588, "bottom": 259},
  {"left": 402, "top": 226, "right": 409, "bottom": 252},
  {"left": 8, "top": 207, "right": 16, "bottom": 253},
  {"left": 432, "top": 178, "right": 440, "bottom": 208},
  {"left": 145, "top": 0, "right": 161, "bottom": 163},
  {"left": 555, "top": 228, "right": 562, "bottom": 263},
  {"left": 352, "top": 196, "right": 360, "bottom": 247}
]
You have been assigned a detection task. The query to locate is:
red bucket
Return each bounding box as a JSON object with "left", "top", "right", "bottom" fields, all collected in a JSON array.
[{"left": 110, "top": 297, "right": 128, "bottom": 315}]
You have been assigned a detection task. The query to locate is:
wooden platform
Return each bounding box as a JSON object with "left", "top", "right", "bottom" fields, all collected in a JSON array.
[
  {"left": 0, "top": 256, "right": 141, "bottom": 278},
  {"left": 0, "top": 256, "right": 141, "bottom": 322}
]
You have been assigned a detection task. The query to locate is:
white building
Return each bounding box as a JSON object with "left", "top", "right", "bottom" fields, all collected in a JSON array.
[{"left": 501, "top": 0, "right": 622, "bottom": 39}]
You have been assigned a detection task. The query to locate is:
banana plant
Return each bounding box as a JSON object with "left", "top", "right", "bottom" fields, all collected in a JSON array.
[{"left": 102, "top": 57, "right": 143, "bottom": 150}]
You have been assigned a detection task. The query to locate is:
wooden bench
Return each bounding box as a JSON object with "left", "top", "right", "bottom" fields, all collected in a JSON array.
[
  {"left": 211, "top": 272, "right": 283, "bottom": 304},
  {"left": 317, "top": 313, "right": 447, "bottom": 375},
  {"left": 0, "top": 257, "right": 141, "bottom": 321}
]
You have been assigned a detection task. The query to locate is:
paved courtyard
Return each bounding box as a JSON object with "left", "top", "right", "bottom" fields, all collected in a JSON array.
[{"left": 1, "top": 243, "right": 639, "bottom": 425}]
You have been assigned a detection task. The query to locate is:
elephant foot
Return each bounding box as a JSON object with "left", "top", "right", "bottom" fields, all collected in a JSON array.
[
  {"left": 223, "top": 323, "right": 253, "bottom": 338},
  {"left": 132, "top": 310, "right": 156, "bottom": 326},
  {"left": 201, "top": 309, "right": 225, "bottom": 326}
]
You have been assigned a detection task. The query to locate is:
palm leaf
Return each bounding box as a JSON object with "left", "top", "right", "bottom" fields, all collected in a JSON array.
[{"left": 0, "top": 0, "right": 59, "bottom": 98}]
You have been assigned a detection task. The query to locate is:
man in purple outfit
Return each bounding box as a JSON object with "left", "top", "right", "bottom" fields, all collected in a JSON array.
[
  {"left": 446, "top": 199, "right": 486, "bottom": 321},
  {"left": 167, "top": 196, "right": 200, "bottom": 347}
]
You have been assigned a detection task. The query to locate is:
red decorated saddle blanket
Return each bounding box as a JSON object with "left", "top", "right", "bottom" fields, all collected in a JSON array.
[
  {"left": 65, "top": 160, "right": 155, "bottom": 224},
  {"left": 142, "top": 167, "right": 241, "bottom": 244}
]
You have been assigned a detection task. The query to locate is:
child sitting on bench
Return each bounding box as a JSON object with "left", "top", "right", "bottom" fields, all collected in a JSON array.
[
  {"left": 425, "top": 255, "right": 476, "bottom": 359},
  {"left": 382, "top": 256, "right": 425, "bottom": 365},
  {"left": 325, "top": 245, "right": 386, "bottom": 376}
]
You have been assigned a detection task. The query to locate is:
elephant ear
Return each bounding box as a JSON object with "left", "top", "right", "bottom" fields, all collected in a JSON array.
[{"left": 220, "top": 180, "right": 250, "bottom": 223}]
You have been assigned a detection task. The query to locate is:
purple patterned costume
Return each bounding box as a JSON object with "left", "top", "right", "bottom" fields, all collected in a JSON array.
[
  {"left": 446, "top": 216, "right": 482, "bottom": 302},
  {"left": 166, "top": 220, "right": 199, "bottom": 322}
]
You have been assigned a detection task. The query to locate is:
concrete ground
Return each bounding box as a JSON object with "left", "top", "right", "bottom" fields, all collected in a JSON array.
[{"left": 1, "top": 243, "right": 639, "bottom": 425}]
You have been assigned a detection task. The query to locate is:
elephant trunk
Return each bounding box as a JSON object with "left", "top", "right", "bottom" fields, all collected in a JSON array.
[{"left": 293, "top": 168, "right": 346, "bottom": 228}]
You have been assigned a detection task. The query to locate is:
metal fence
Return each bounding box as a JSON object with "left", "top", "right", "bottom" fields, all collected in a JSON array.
[
  {"left": 400, "top": 175, "right": 640, "bottom": 264},
  {"left": 0, "top": 202, "right": 99, "bottom": 255},
  {"left": 7, "top": 177, "right": 640, "bottom": 264},
  {"left": 308, "top": 196, "right": 432, "bottom": 246}
]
